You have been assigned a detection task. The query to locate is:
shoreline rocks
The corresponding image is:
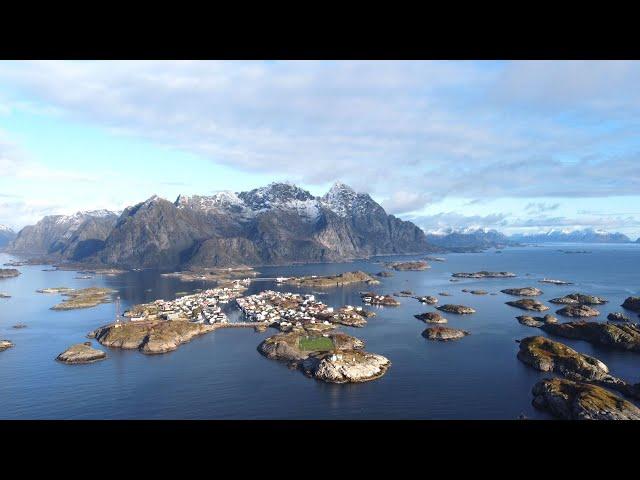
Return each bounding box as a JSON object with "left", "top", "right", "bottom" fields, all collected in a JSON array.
[
  {"left": 436, "top": 304, "right": 476, "bottom": 314},
  {"left": 287, "top": 271, "right": 379, "bottom": 288},
  {"left": 501, "top": 287, "right": 543, "bottom": 297},
  {"left": 541, "top": 321, "right": 640, "bottom": 352},
  {"left": 549, "top": 293, "right": 607, "bottom": 305},
  {"left": 92, "top": 320, "right": 216, "bottom": 355},
  {"left": 387, "top": 261, "right": 430, "bottom": 271},
  {"left": 531, "top": 378, "right": 640, "bottom": 420},
  {"left": 422, "top": 326, "right": 469, "bottom": 341},
  {"left": 607, "top": 312, "right": 631, "bottom": 322},
  {"left": 517, "top": 314, "right": 557, "bottom": 327},
  {"left": 51, "top": 287, "right": 116, "bottom": 310},
  {"left": 415, "top": 312, "right": 447, "bottom": 324},
  {"left": 556, "top": 304, "right": 600, "bottom": 318},
  {"left": 506, "top": 299, "right": 550, "bottom": 312},
  {"left": 452, "top": 271, "right": 516, "bottom": 279},
  {"left": 56, "top": 343, "right": 107, "bottom": 364},
  {"left": 302, "top": 350, "right": 391, "bottom": 383},
  {"left": 415, "top": 295, "right": 438, "bottom": 304},
  {"left": 360, "top": 292, "right": 400, "bottom": 306},
  {"left": 621, "top": 296, "right": 640, "bottom": 313}
]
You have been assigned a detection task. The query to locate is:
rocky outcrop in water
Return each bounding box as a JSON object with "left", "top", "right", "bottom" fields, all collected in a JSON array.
[
  {"left": 541, "top": 321, "right": 640, "bottom": 352},
  {"left": 0, "top": 268, "right": 20, "bottom": 279},
  {"left": 415, "top": 295, "right": 438, "bottom": 304},
  {"left": 56, "top": 343, "right": 107, "bottom": 364},
  {"left": 549, "top": 293, "right": 607, "bottom": 305},
  {"left": 302, "top": 350, "right": 391, "bottom": 383},
  {"left": 608, "top": 312, "right": 631, "bottom": 322},
  {"left": 531, "top": 378, "right": 640, "bottom": 420},
  {"left": 415, "top": 312, "right": 447, "bottom": 323},
  {"left": 501, "top": 287, "right": 543, "bottom": 297},
  {"left": 506, "top": 299, "right": 550, "bottom": 312},
  {"left": 556, "top": 305, "right": 600, "bottom": 318},
  {"left": 0, "top": 339, "right": 14, "bottom": 351},
  {"left": 517, "top": 314, "right": 558, "bottom": 327},
  {"left": 92, "top": 320, "right": 216, "bottom": 355},
  {"left": 452, "top": 271, "right": 516, "bottom": 279},
  {"left": 621, "top": 296, "right": 640, "bottom": 313},
  {"left": 422, "top": 326, "right": 469, "bottom": 341},
  {"left": 387, "top": 261, "right": 429, "bottom": 271},
  {"left": 436, "top": 304, "right": 476, "bottom": 314}
]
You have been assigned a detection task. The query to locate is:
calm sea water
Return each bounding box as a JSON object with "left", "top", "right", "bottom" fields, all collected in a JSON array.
[{"left": 1, "top": 244, "right": 638, "bottom": 419}]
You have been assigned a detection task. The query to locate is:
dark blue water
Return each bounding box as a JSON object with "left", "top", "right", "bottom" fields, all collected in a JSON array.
[{"left": 1, "top": 243, "right": 638, "bottom": 419}]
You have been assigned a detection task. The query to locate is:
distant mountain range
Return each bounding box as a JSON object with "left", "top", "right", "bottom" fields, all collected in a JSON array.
[
  {"left": 425, "top": 228, "right": 515, "bottom": 252},
  {"left": 509, "top": 228, "right": 635, "bottom": 244},
  {"left": 4, "top": 182, "right": 433, "bottom": 269},
  {"left": 0, "top": 225, "right": 16, "bottom": 248}
]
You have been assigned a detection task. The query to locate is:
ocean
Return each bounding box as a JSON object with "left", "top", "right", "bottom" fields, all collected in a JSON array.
[{"left": 0, "top": 243, "right": 638, "bottom": 419}]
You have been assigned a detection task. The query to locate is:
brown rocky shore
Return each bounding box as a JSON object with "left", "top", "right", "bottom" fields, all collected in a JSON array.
[
  {"left": 56, "top": 343, "right": 107, "bottom": 364},
  {"left": 90, "top": 320, "right": 217, "bottom": 354},
  {"left": 541, "top": 321, "right": 640, "bottom": 353},
  {"left": 436, "top": 304, "right": 475, "bottom": 314},
  {"left": 531, "top": 378, "right": 640, "bottom": 420},
  {"left": 506, "top": 298, "right": 550, "bottom": 312},
  {"left": 422, "top": 326, "right": 469, "bottom": 341}
]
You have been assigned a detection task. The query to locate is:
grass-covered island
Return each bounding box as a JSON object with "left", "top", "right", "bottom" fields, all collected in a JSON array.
[
  {"left": 285, "top": 270, "right": 380, "bottom": 288},
  {"left": 386, "top": 261, "right": 430, "bottom": 271},
  {"left": 42, "top": 287, "right": 116, "bottom": 310},
  {"left": 258, "top": 330, "right": 390, "bottom": 383}
]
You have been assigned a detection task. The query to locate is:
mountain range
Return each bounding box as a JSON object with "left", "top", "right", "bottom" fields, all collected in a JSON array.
[
  {"left": 509, "top": 228, "right": 635, "bottom": 244},
  {"left": 4, "top": 182, "right": 432, "bottom": 269},
  {"left": 425, "top": 228, "right": 515, "bottom": 252},
  {"left": 0, "top": 225, "right": 16, "bottom": 248}
]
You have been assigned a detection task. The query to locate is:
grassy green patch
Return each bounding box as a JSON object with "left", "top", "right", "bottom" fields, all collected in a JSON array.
[{"left": 299, "top": 336, "right": 334, "bottom": 352}]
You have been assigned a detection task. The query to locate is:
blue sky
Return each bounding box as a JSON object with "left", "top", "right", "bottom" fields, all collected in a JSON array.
[{"left": 0, "top": 60, "right": 639, "bottom": 238}]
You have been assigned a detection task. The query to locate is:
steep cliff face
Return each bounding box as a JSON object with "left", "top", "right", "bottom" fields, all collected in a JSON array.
[
  {"left": 97, "top": 196, "right": 214, "bottom": 269},
  {"left": 11, "top": 182, "right": 433, "bottom": 269},
  {"left": 6, "top": 210, "right": 118, "bottom": 259}
]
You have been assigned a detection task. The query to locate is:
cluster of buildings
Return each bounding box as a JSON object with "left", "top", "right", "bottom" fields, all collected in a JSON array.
[
  {"left": 236, "top": 290, "right": 372, "bottom": 329},
  {"left": 125, "top": 279, "right": 250, "bottom": 324}
]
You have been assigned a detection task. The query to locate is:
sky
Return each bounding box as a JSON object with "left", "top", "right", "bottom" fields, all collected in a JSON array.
[{"left": 0, "top": 60, "right": 639, "bottom": 238}]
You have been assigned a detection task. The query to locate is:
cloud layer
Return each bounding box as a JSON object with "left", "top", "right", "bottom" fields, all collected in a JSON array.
[{"left": 1, "top": 61, "right": 639, "bottom": 234}]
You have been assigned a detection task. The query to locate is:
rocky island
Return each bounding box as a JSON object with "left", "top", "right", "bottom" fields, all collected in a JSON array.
[
  {"left": 386, "top": 261, "right": 430, "bottom": 271},
  {"left": 414, "top": 312, "right": 447, "bottom": 323},
  {"left": 360, "top": 292, "right": 400, "bottom": 306},
  {"left": 422, "top": 326, "right": 469, "bottom": 341},
  {"left": 0, "top": 339, "right": 14, "bottom": 351},
  {"left": 56, "top": 343, "right": 107, "bottom": 364},
  {"left": 258, "top": 330, "right": 390, "bottom": 383},
  {"left": 531, "top": 378, "right": 640, "bottom": 420},
  {"left": 549, "top": 293, "right": 607, "bottom": 305},
  {"left": 286, "top": 270, "right": 380, "bottom": 288},
  {"left": 501, "top": 287, "right": 543, "bottom": 297},
  {"left": 415, "top": 295, "right": 438, "bottom": 304},
  {"left": 91, "top": 320, "right": 218, "bottom": 355},
  {"left": 0, "top": 293, "right": 10, "bottom": 298},
  {"left": 556, "top": 305, "right": 600, "bottom": 318},
  {"left": 0, "top": 268, "right": 20, "bottom": 279},
  {"left": 608, "top": 312, "right": 631, "bottom": 322},
  {"left": 49, "top": 287, "right": 116, "bottom": 310},
  {"left": 452, "top": 271, "right": 516, "bottom": 279},
  {"left": 621, "top": 296, "right": 640, "bottom": 313},
  {"left": 436, "top": 304, "right": 476, "bottom": 314},
  {"left": 505, "top": 299, "right": 550, "bottom": 312},
  {"left": 541, "top": 321, "right": 640, "bottom": 352},
  {"left": 516, "top": 314, "right": 557, "bottom": 327},
  {"left": 539, "top": 278, "right": 573, "bottom": 285}
]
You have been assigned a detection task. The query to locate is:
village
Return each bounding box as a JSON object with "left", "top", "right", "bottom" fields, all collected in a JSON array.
[
  {"left": 236, "top": 290, "right": 375, "bottom": 330},
  {"left": 123, "top": 279, "right": 251, "bottom": 324}
]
